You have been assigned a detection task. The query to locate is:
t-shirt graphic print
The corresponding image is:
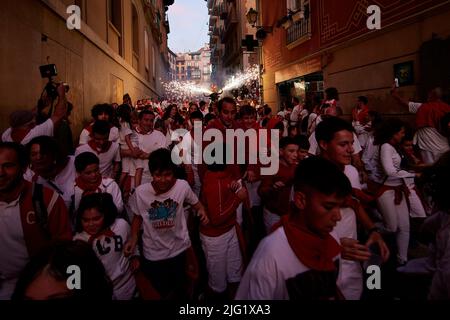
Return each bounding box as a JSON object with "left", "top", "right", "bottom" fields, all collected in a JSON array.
[{"left": 148, "top": 198, "right": 178, "bottom": 229}]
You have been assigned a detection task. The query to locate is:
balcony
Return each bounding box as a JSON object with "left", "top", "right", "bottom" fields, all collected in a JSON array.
[
  {"left": 219, "top": 2, "right": 228, "bottom": 20},
  {"left": 224, "top": 4, "right": 238, "bottom": 29},
  {"left": 286, "top": 18, "right": 311, "bottom": 48}
]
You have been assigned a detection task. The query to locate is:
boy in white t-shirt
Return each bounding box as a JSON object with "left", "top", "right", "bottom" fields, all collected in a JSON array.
[
  {"left": 236, "top": 157, "right": 350, "bottom": 300},
  {"left": 124, "top": 148, "right": 208, "bottom": 299},
  {"left": 75, "top": 120, "right": 121, "bottom": 180}
]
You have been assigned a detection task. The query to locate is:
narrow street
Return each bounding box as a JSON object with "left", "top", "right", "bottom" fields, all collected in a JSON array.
[{"left": 1, "top": 0, "right": 450, "bottom": 312}]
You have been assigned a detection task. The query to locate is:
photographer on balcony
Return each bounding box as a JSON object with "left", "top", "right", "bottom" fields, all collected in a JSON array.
[{"left": 1, "top": 83, "right": 67, "bottom": 145}]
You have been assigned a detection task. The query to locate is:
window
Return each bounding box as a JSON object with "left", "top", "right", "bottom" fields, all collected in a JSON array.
[
  {"left": 152, "top": 46, "right": 156, "bottom": 79},
  {"left": 132, "top": 4, "right": 139, "bottom": 55},
  {"left": 108, "top": 0, "right": 122, "bottom": 32},
  {"left": 144, "top": 29, "right": 149, "bottom": 69}
]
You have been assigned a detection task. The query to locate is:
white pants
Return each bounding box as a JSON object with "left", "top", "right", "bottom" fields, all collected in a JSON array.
[
  {"left": 408, "top": 185, "right": 426, "bottom": 218},
  {"left": 200, "top": 228, "right": 243, "bottom": 293},
  {"left": 263, "top": 207, "right": 281, "bottom": 234},
  {"left": 377, "top": 189, "right": 410, "bottom": 263}
]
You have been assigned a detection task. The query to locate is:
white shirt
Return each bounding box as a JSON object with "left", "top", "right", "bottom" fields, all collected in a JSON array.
[
  {"left": 307, "top": 113, "right": 319, "bottom": 136},
  {"left": 23, "top": 157, "right": 76, "bottom": 210},
  {"left": 236, "top": 227, "right": 339, "bottom": 300},
  {"left": 414, "top": 127, "right": 450, "bottom": 154},
  {"left": 79, "top": 126, "right": 120, "bottom": 145},
  {"left": 74, "top": 219, "right": 136, "bottom": 300},
  {"left": 407, "top": 102, "right": 450, "bottom": 153},
  {"left": 128, "top": 179, "right": 198, "bottom": 261},
  {"left": 75, "top": 143, "right": 121, "bottom": 179},
  {"left": 2, "top": 119, "right": 54, "bottom": 145},
  {"left": 289, "top": 105, "right": 302, "bottom": 125},
  {"left": 0, "top": 197, "right": 29, "bottom": 300},
  {"left": 362, "top": 134, "right": 376, "bottom": 173},
  {"left": 177, "top": 131, "right": 201, "bottom": 196},
  {"left": 136, "top": 130, "right": 168, "bottom": 182},
  {"left": 334, "top": 165, "right": 363, "bottom": 300},
  {"left": 374, "top": 143, "right": 415, "bottom": 186},
  {"left": 118, "top": 122, "right": 133, "bottom": 149}
]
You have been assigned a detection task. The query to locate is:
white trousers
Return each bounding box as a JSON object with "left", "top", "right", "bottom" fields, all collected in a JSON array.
[
  {"left": 408, "top": 185, "right": 426, "bottom": 218},
  {"left": 200, "top": 228, "right": 243, "bottom": 293},
  {"left": 377, "top": 190, "right": 410, "bottom": 263}
]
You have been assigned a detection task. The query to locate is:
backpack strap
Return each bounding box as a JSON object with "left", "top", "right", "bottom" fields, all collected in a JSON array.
[{"left": 31, "top": 182, "right": 51, "bottom": 239}]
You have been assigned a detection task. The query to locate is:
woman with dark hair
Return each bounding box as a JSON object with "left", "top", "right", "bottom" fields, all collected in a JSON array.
[
  {"left": 74, "top": 193, "right": 137, "bottom": 300},
  {"left": 12, "top": 240, "right": 113, "bottom": 300},
  {"left": 372, "top": 118, "right": 418, "bottom": 265},
  {"left": 25, "top": 135, "right": 76, "bottom": 209},
  {"left": 161, "top": 104, "right": 182, "bottom": 145}
]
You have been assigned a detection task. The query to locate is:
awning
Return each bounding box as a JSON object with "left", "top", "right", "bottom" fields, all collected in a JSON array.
[{"left": 275, "top": 56, "right": 322, "bottom": 84}]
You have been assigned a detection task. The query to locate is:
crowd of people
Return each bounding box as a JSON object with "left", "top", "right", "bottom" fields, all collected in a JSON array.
[{"left": 1, "top": 82, "right": 450, "bottom": 300}]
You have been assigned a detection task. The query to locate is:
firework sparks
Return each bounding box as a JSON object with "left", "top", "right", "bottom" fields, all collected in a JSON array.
[
  {"left": 163, "top": 81, "right": 212, "bottom": 101},
  {"left": 222, "top": 65, "right": 260, "bottom": 92}
]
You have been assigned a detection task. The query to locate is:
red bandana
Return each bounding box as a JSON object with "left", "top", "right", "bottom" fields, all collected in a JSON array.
[
  {"left": 88, "top": 140, "right": 112, "bottom": 154},
  {"left": 75, "top": 176, "right": 102, "bottom": 197},
  {"left": 275, "top": 215, "right": 341, "bottom": 271}
]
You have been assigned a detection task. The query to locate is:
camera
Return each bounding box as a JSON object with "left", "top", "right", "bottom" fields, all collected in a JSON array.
[
  {"left": 39, "top": 64, "right": 69, "bottom": 100},
  {"left": 39, "top": 64, "right": 57, "bottom": 78}
]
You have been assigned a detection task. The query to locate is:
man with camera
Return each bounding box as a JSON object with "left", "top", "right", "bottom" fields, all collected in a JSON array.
[{"left": 1, "top": 83, "right": 67, "bottom": 145}]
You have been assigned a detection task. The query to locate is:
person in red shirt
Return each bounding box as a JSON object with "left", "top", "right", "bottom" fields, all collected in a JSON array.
[
  {"left": 200, "top": 151, "right": 248, "bottom": 301},
  {"left": 258, "top": 136, "right": 299, "bottom": 234}
]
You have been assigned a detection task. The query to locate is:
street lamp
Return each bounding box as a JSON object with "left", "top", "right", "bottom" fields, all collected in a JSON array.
[
  {"left": 245, "top": 8, "right": 273, "bottom": 40},
  {"left": 246, "top": 7, "right": 258, "bottom": 27}
]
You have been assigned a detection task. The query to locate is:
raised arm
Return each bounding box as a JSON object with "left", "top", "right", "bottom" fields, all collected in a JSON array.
[
  {"left": 390, "top": 84, "right": 410, "bottom": 110},
  {"left": 50, "top": 83, "right": 68, "bottom": 126}
]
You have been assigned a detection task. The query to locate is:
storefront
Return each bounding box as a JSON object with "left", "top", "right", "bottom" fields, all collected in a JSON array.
[
  {"left": 274, "top": 56, "right": 323, "bottom": 108},
  {"left": 277, "top": 71, "right": 324, "bottom": 107}
]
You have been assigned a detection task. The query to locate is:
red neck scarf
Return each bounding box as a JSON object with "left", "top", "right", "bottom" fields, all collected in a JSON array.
[
  {"left": 75, "top": 176, "right": 102, "bottom": 197},
  {"left": 88, "top": 140, "right": 112, "bottom": 154},
  {"left": 275, "top": 215, "right": 341, "bottom": 271}
]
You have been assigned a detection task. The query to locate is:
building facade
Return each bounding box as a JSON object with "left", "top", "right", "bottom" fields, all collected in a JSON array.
[
  {"left": 0, "top": 0, "right": 174, "bottom": 136},
  {"left": 258, "top": 0, "right": 450, "bottom": 116},
  {"left": 168, "top": 48, "right": 177, "bottom": 81},
  {"left": 208, "top": 0, "right": 259, "bottom": 86},
  {"left": 175, "top": 44, "right": 212, "bottom": 84}
]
